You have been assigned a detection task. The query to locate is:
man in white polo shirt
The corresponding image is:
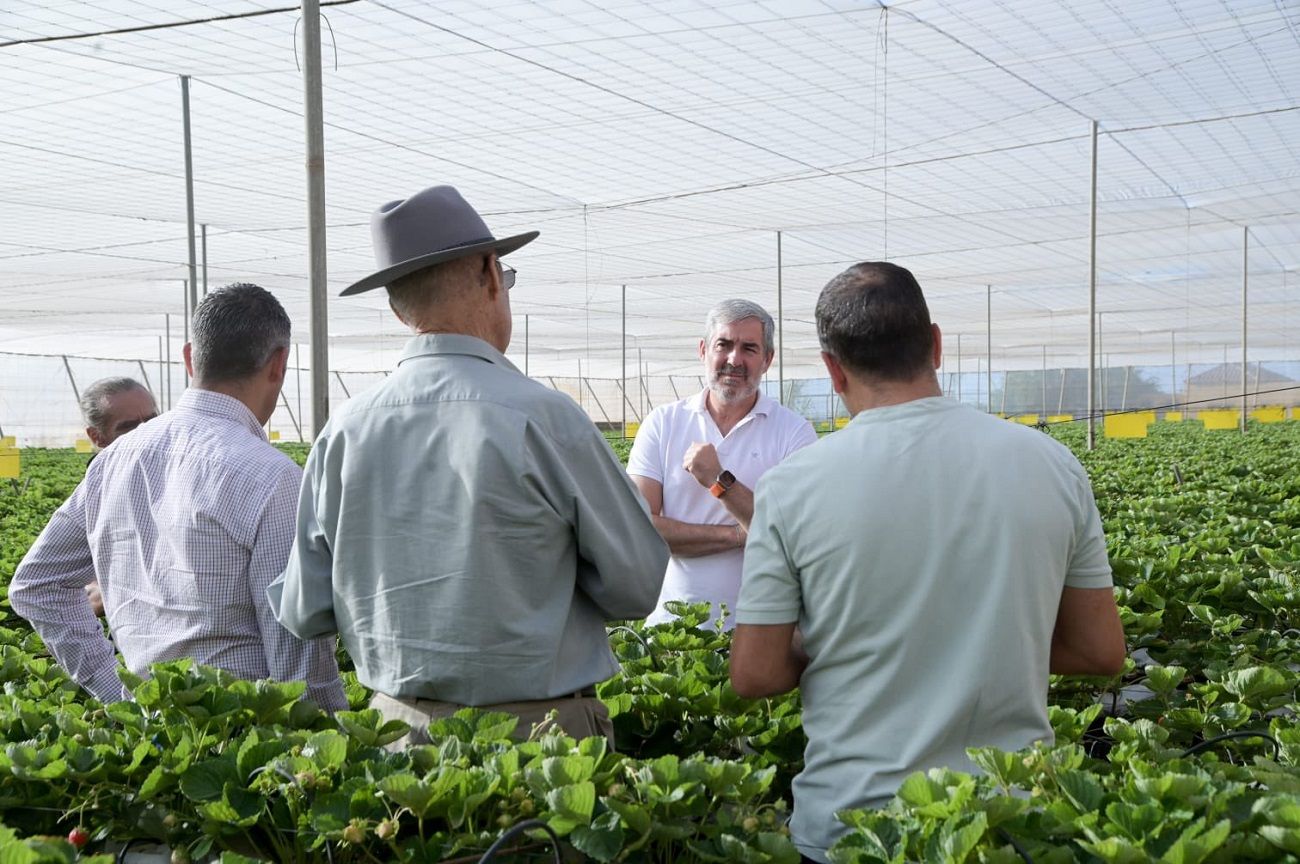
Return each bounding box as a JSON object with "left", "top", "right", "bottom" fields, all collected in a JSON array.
[{"left": 627, "top": 299, "right": 817, "bottom": 629}]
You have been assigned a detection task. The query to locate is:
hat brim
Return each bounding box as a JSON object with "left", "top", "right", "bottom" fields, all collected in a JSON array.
[{"left": 339, "top": 230, "right": 539, "bottom": 297}]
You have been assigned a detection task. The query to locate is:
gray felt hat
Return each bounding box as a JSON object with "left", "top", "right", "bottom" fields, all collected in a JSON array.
[{"left": 340, "top": 185, "right": 538, "bottom": 297}]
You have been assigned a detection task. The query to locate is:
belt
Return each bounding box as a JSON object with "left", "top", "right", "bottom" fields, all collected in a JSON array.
[{"left": 385, "top": 687, "right": 597, "bottom": 707}]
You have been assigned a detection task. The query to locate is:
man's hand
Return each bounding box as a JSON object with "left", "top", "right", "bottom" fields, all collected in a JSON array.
[
  {"left": 683, "top": 442, "right": 723, "bottom": 488},
  {"left": 84, "top": 582, "right": 105, "bottom": 618}
]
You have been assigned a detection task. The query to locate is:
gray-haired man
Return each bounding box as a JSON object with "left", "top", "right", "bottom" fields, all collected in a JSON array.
[
  {"left": 626, "top": 299, "right": 817, "bottom": 629},
  {"left": 76, "top": 377, "right": 159, "bottom": 616},
  {"left": 80, "top": 377, "right": 158, "bottom": 451},
  {"left": 11, "top": 284, "right": 347, "bottom": 711}
]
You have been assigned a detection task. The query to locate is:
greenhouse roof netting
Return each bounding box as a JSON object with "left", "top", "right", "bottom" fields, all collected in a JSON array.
[{"left": 1, "top": 0, "right": 1298, "bottom": 381}]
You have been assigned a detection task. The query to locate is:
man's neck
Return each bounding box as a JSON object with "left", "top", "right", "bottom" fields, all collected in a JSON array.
[
  {"left": 842, "top": 373, "right": 943, "bottom": 416},
  {"left": 192, "top": 380, "right": 270, "bottom": 426},
  {"left": 705, "top": 389, "right": 760, "bottom": 436}
]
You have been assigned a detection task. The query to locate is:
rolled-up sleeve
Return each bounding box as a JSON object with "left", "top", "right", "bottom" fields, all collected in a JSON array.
[
  {"left": 255, "top": 461, "right": 346, "bottom": 712},
  {"left": 9, "top": 483, "right": 129, "bottom": 703}
]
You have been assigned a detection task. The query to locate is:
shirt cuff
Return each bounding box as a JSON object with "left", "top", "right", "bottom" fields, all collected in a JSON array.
[
  {"left": 1065, "top": 570, "right": 1114, "bottom": 590},
  {"left": 734, "top": 607, "right": 800, "bottom": 625}
]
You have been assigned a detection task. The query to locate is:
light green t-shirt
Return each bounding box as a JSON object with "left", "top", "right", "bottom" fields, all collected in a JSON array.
[{"left": 737, "top": 397, "right": 1112, "bottom": 862}]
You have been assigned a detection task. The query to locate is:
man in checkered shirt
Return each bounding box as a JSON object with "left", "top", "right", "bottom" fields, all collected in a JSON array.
[{"left": 10, "top": 284, "right": 347, "bottom": 711}]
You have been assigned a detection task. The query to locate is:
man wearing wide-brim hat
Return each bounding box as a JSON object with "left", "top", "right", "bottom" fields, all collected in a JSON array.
[{"left": 268, "top": 185, "right": 668, "bottom": 746}]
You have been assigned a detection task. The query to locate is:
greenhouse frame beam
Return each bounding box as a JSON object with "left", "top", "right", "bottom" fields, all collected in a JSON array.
[
  {"left": 180, "top": 76, "right": 198, "bottom": 327},
  {"left": 777, "top": 230, "right": 784, "bottom": 407},
  {"left": 1087, "top": 119, "right": 1098, "bottom": 451},
  {"left": 1241, "top": 226, "right": 1248, "bottom": 433},
  {"left": 303, "top": 0, "right": 330, "bottom": 439}
]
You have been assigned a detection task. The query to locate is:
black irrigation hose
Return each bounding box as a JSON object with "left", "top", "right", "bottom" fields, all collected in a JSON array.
[
  {"left": 478, "top": 819, "right": 561, "bottom": 864},
  {"left": 998, "top": 828, "right": 1036, "bottom": 864},
  {"left": 1181, "top": 730, "right": 1281, "bottom": 760}
]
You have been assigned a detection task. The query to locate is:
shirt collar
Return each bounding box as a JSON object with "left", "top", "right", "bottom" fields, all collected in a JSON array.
[
  {"left": 177, "top": 388, "right": 267, "bottom": 439},
  {"left": 397, "top": 333, "right": 521, "bottom": 373},
  {"left": 688, "top": 387, "right": 774, "bottom": 419}
]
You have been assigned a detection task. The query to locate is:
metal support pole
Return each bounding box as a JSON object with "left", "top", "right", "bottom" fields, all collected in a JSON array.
[
  {"left": 62, "top": 355, "right": 80, "bottom": 403},
  {"left": 776, "top": 230, "right": 784, "bottom": 406},
  {"left": 295, "top": 343, "right": 304, "bottom": 442},
  {"left": 581, "top": 377, "right": 612, "bottom": 427},
  {"left": 1170, "top": 331, "right": 1176, "bottom": 411},
  {"left": 1223, "top": 345, "right": 1228, "bottom": 405},
  {"left": 1057, "top": 367, "right": 1066, "bottom": 414},
  {"left": 638, "top": 347, "right": 647, "bottom": 417},
  {"left": 1087, "top": 119, "right": 1098, "bottom": 450},
  {"left": 303, "top": 0, "right": 330, "bottom": 438},
  {"left": 1253, "top": 361, "right": 1261, "bottom": 409},
  {"left": 1098, "top": 313, "right": 1105, "bottom": 413},
  {"left": 524, "top": 314, "right": 530, "bottom": 378},
  {"left": 137, "top": 360, "right": 153, "bottom": 400},
  {"left": 180, "top": 76, "right": 199, "bottom": 328},
  {"left": 1041, "top": 345, "right": 1047, "bottom": 416},
  {"left": 165, "top": 314, "right": 172, "bottom": 410},
  {"left": 986, "top": 284, "right": 992, "bottom": 413},
  {"left": 201, "top": 223, "right": 208, "bottom": 296},
  {"left": 621, "top": 284, "right": 627, "bottom": 439},
  {"left": 1121, "top": 365, "right": 1131, "bottom": 411},
  {"left": 279, "top": 390, "right": 303, "bottom": 442},
  {"left": 956, "top": 334, "right": 962, "bottom": 403},
  {"left": 333, "top": 370, "right": 351, "bottom": 399},
  {"left": 1241, "top": 225, "right": 1248, "bottom": 432}
]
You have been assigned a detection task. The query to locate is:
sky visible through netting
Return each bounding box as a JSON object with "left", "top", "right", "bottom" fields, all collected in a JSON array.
[{"left": 2, "top": 0, "right": 1298, "bottom": 438}]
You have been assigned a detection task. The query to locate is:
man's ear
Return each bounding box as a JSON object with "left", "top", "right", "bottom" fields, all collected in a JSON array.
[
  {"left": 265, "top": 345, "right": 290, "bottom": 385},
  {"left": 183, "top": 342, "right": 195, "bottom": 378},
  {"left": 388, "top": 295, "right": 410, "bottom": 328},
  {"left": 821, "top": 351, "right": 849, "bottom": 395},
  {"left": 931, "top": 323, "right": 943, "bottom": 369},
  {"left": 86, "top": 426, "right": 106, "bottom": 448}
]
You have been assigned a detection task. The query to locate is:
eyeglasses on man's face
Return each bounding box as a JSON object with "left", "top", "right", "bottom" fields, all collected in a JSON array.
[{"left": 497, "top": 261, "right": 516, "bottom": 291}]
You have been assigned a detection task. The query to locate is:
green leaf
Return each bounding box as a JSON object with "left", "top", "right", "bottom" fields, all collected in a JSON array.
[
  {"left": 303, "top": 730, "right": 348, "bottom": 772},
  {"left": 1057, "top": 769, "right": 1105, "bottom": 813},
  {"left": 378, "top": 772, "right": 436, "bottom": 818},
  {"left": 545, "top": 781, "right": 596, "bottom": 835},
  {"left": 1221, "top": 666, "right": 1290, "bottom": 703},
  {"left": 1144, "top": 666, "right": 1188, "bottom": 696},
  {"left": 570, "top": 820, "right": 625, "bottom": 862},
  {"left": 180, "top": 753, "right": 240, "bottom": 803}
]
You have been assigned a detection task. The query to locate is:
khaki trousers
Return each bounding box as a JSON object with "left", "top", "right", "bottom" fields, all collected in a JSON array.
[{"left": 371, "top": 690, "right": 615, "bottom": 751}]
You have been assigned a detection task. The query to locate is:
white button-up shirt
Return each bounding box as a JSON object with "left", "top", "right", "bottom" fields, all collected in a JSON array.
[{"left": 10, "top": 388, "right": 347, "bottom": 710}]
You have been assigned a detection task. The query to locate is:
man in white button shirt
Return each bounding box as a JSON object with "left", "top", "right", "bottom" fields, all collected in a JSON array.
[
  {"left": 11, "top": 284, "right": 347, "bottom": 711},
  {"left": 627, "top": 299, "right": 817, "bottom": 629}
]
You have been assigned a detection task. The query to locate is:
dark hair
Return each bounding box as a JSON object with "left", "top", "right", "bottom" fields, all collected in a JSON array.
[
  {"left": 191, "top": 283, "right": 291, "bottom": 383},
  {"left": 815, "top": 262, "right": 934, "bottom": 381},
  {"left": 79, "top": 377, "right": 153, "bottom": 435}
]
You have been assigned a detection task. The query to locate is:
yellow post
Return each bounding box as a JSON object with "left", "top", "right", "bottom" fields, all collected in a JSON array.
[
  {"left": 74, "top": 439, "right": 94, "bottom": 453},
  {"left": 1015, "top": 414, "right": 1039, "bottom": 425}
]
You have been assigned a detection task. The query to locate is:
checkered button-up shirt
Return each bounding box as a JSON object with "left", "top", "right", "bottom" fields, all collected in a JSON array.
[{"left": 9, "top": 388, "right": 347, "bottom": 710}]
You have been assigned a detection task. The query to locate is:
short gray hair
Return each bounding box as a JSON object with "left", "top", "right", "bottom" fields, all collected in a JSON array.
[
  {"left": 80, "top": 377, "right": 152, "bottom": 435},
  {"left": 191, "top": 283, "right": 291, "bottom": 383},
  {"left": 704, "top": 299, "right": 775, "bottom": 356},
  {"left": 386, "top": 256, "right": 480, "bottom": 325}
]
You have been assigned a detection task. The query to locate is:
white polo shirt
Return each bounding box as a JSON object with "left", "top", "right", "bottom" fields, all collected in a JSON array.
[{"left": 627, "top": 389, "right": 817, "bottom": 628}]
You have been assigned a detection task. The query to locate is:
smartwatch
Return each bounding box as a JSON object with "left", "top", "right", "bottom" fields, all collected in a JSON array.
[{"left": 709, "top": 469, "right": 736, "bottom": 498}]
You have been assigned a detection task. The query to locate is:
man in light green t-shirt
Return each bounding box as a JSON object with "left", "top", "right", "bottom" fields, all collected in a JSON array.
[{"left": 730, "top": 262, "right": 1127, "bottom": 863}]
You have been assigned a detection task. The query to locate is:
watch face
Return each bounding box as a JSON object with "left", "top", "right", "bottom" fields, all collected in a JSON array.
[{"left": 719, "top": 470, "right": 736, "bottom": 486}]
